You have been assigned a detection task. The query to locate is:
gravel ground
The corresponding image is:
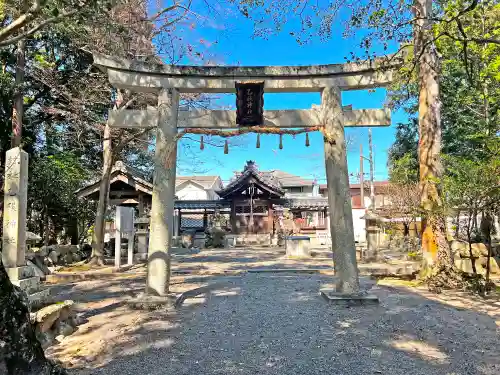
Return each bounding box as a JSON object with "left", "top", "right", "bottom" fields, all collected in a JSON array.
[{"left": 69, "top": 273, "right": 499, "bottom": 375}]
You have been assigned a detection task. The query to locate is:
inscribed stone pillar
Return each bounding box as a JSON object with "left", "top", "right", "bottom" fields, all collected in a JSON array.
[
  {"left": 2, "top": 147, "right": 28, "bottom": 271},
  {"left": 321, "top": 86, "right": 360, "bottom": 293},
  {"left": 147, "top": 88, "right": 178, "bottom": 296}
]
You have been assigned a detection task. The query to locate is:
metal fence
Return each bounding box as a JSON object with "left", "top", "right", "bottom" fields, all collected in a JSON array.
[
  {"left": 180, "top": 212, "right": 204, "bottom": 229},
  {"left": 180, "top": 210, "right": 232, "bottom": 231}
]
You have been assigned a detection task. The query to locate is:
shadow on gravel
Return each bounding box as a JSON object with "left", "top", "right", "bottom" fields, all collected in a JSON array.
[{"left": 54, "top": 273, "right": 500, "bottom": 375}]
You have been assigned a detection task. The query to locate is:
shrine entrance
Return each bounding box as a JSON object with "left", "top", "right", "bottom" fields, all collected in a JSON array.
[
  {"left": 93, "top": 53, "right": 395, "bottom": 297},
  {"left": 218, "top": 161, "right": 283, "bottom": 235}
]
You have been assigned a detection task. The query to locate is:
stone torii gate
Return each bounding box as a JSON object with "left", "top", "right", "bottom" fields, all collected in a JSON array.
[{"left": 93, "top": 54, "right": 394, "bottom": 300}]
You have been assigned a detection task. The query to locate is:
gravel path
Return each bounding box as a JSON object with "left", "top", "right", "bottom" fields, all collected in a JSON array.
[{"left": 74, "top": 273, "right": 499, "bottom": 375}]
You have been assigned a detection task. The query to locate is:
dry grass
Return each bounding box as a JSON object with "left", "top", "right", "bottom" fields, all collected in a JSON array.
[{"left": 377, "top": 277, "right": 423, "bottom": 288}]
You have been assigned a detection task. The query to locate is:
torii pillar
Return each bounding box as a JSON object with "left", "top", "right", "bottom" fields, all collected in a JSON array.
[
  {"left": 146, "top": 88, "right": 178, "bottom": 296},
  {"left": 321, "top": 87, "right": 360, "bottom": 294}
]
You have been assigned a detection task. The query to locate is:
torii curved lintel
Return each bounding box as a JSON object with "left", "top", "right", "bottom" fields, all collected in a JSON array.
[{"left": 92, "top": 53, "right": 399, "bottom": 93}]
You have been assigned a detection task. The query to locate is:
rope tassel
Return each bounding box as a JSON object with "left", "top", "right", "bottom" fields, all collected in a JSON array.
[
  {"left": 256, "top": 133, "right": 261, "bottom": 148},
  {"left": 200, "top": 136, "right": 204, "bottom": 150},
  {"left": 224, "top": 139, "right": 229, "bottom": 154},
  {"left": 305, "top": 132, "right": 310, "bottom": 147},
  {"left": 279, "top": 134, "right": 283, "bottom": 150}
]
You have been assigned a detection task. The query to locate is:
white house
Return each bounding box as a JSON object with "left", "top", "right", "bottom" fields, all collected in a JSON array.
[{"left": 175, "top": 176, "right": 223, "bottom": 200}]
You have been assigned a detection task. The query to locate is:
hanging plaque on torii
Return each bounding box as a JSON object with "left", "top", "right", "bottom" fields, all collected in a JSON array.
[{"left": 235, "top": 81, "right": 264, "bottom": 126}]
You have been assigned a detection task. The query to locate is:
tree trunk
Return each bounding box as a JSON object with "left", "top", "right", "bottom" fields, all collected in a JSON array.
[
  {"left": 0, "top": 261, "right": 67, "bottom": 374},
  {"left": 455, "top": 209, "right": 460, "bottom": 238},
  {"left": 480, "top": 213, "right": 493, "bottom": 287},
  {"left": 472, "top": 208, "right": 478, "bottom": 235},
  {"left": 11, "top": 39, "right": 25, "bottom": 148},
  {"left": 89, "top": 121, "right": 113, "bottom": 266},
  {"left": 414, "top": 0, "right": 452, "bottom": 270},
  {"left": 68, "top": 218, "right": 79, "bottom": 245},
  {"left": 44, "top": 206, "right": 49, "bottom": 247},
  {"left": 466, "top": 210, "right": 477, "bottom": 274}
]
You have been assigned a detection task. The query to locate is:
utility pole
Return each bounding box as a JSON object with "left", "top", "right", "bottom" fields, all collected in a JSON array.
[
  {"left": 359, "top": 144, "right": 365, "bottom": 208},
  {"left": 368, "top": 128, "right": 375, "bottom": 209}
]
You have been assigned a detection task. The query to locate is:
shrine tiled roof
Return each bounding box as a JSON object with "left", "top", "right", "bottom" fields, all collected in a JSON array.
[
  {"left": 76, "top": 161, "right": 153, "bottom": 199},
  {"left": 218, "top": 161, "right": 284, "bottom": 198}
]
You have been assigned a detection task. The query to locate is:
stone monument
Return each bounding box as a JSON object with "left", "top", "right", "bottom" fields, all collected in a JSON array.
[{"left": 2, "top": 147, "right": 49, "bottom": 307}]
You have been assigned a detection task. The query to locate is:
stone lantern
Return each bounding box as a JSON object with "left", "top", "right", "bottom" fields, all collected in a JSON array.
[{"left": 361, "top": 211, "right": 382, "bottom": 261}]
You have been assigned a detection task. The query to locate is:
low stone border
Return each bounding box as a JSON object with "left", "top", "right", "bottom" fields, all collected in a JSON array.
[
  {"left": 247, "top": 268, "right": 325, "bottom": 274},
  {"left": 320, "top": 289, "right": 379, "bottom": 306},
  {"left": 172, "top": 269, "right": 245, "bottom": 276},
  {"left": 125, "top": 283, "right": 230, "bottom": 310},
  {"left": 45, "top": 265, "right": 135, "bottom": 283},
  {"left": 174, "top": 282, "right": 231, "bottom": 307},
  {"left": 44, "top": 263, "right": 418, "bottom": 285},
  {"left": 126, "top": 293, "right": 178, "bottom": 310}
]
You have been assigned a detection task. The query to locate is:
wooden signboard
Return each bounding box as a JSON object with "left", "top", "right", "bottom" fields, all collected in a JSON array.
[{"left": 236, "top": 82, "right": 264, "bottom": 126}]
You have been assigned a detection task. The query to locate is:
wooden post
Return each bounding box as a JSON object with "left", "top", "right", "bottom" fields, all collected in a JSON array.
[
  {"left": 368, "top": 128, "right": 375, "bottom": 209},
  {"left": 360, "top": 144, "right": 365, "bottom": 208},
  {"left": 177, "top": 210, "right": 182, "bottom": 235},
  {"left": 146, "top": 88, "right": 179, "bottom": 296},
  {"left": 322, "top": 86, "right": 360, "bottom": 293},
  {"left": 267, "top": 202, "right": 273, "bottom": 234},
  {"left": 230, "top": 200, "right": 237, "bottom": 234},
  {"left": 11, "top": 39, "right": 25, "bottom": 148},
  {"left": 138, "top": 193, "right": 145, "bottom": 216},
  {"left": 203, "top": 209, "right": 208, "bottom": 229}
]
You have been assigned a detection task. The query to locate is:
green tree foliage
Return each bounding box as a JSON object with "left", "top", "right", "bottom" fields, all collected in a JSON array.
[
  {"left": 28, "top": 152, "right": 96, "bottom": 243},
  {"left": 389, "top": 153, "right": 419, "bottom": 184},
  {"left": 0, "top": 0, "right": 116, "bottom": 46},
  {"left": 437, "top": 2, "right": 500, "bottom": 161},
  {"left": 0, "top": 1, "right": 148, "bottom": 245},
  {"left": 388, "top": 2, "right": 500, "bottom": 179},
  {"left": 444, "top": 156, "right": 500, "bottom": 215},
  {"left": 388, "top": 120, "right": 419, "bottom": 183}
]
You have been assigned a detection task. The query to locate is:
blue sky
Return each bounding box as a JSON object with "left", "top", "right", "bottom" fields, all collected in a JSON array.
[{"left": 166, "top": 3, "right": 409, "bottom": 184}]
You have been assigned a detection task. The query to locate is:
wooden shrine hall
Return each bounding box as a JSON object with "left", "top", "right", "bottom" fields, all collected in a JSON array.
[{"left": 76, "top": 160, "right": 329, "bottom": 238}]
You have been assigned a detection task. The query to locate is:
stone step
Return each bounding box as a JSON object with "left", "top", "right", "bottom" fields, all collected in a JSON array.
[
  {"left": 6, "top": 265, "right": 35, "bottom": 280},
  {"left": 247, "top": 268, "right": 326, "bottom": 274},
  {"left": 11, "top": 276, "right": 40, "bottom": 293},
  {"left": 28, "top": 287, "right": 51, "bottom": 309}
]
